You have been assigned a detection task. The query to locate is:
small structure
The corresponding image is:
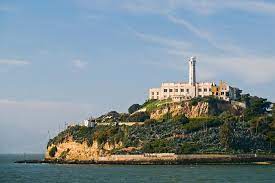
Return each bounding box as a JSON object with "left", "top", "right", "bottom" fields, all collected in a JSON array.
[{"left": 83, "top": 117, "right": 96, "bottom": 128}]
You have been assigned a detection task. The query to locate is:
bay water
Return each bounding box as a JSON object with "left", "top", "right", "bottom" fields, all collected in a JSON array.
[{"left": 0, "top": 154, "right": 274, "bottom": 183}]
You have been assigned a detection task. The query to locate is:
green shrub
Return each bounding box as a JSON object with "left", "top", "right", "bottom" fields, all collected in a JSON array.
[
  {"left": 219, "top": 121, "right": 234, "bottom": 150},
  {"left": 127, "top": 112, "right": 150, "bottom": 122},
  {"left": 178, "top": 142, "right": 199, "bottom": 154},
  {"left": 183, "top": 117, "right": 222, "bottom": 132},
  {"left": 142, "top": 139, "right": 175, "bottom": 153},
  {"left": 144, "top": 119, "right": 157, "bottom": 126},
  {"left": 49, "top": 146, "right": 57, "bottom": 157},
  {"left": 59, "top": 148, "right": 70, "bottom": 159},
  {"left": 172, "top": 114, "right": 189, "bottom": 125},
  {"left": 128, "top": 104, "right": 141, "bottom": 114}
]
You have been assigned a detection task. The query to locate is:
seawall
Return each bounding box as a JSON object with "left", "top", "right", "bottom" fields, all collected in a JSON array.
[{"left": 36, "top": 154, "right": 275, "bottom": 165}]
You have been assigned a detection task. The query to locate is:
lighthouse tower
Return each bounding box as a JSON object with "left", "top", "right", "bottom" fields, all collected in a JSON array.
[{"left": 189, "top": 56, "right": 196, "bottom": 86}]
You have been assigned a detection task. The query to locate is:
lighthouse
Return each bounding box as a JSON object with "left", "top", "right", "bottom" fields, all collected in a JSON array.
[{"left": 189, "top": 56, "right": 196, "bottom": 86}]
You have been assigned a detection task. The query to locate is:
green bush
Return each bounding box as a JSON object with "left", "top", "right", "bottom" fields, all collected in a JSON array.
[
  {"left": 142, "top": 139, "right": 175, "bottom": 153},
  {"left": 127, "top": 112, "right": 150, "bottom": 122},
  {"left": 144, "top": 119, "right": 157, "bottom": 126},
  {"left": 172, "top": 114, "right": 189, "bottom": 125},
  {"left": 219, "top": 121, "right": 234, "bottom": 150},
  {"left": 178, "top": 142, "right": 199, "bottom": 154},
  {"left": 128, "top": 104, "right": 141, "bottom": 114},
  {"left": 183, "top": 117, "right": 222, "bottom": 132},
  {"left": 59, "top": 148, "right": 70, "bottom": 159},
  {"left": 49, "top": 146, "right": 57, "bottom": 157}
]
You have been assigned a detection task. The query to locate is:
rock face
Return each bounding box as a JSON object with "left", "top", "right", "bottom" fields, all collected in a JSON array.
[
  {"left": 45, "top": 138, "right": 122, "bottom": 161},
  {"left": 149, "top": 101, "right": 243, "bottom": 120},
  {"left": 150, "top": 102, "right": 209, "bottom": 120}
]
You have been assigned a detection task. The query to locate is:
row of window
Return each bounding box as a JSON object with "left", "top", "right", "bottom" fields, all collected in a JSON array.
[
  {"left": 151, "top": 88, "right": 212, "bottom": 96},
  {"left": 163, "top": 88, "right": 211, "bottom": 93},
  {"left": 212, "top": 92, "right": 230, "bottom": 96},
  {"left": 163, "top": 88, "right": 189, "bottom": 93}
]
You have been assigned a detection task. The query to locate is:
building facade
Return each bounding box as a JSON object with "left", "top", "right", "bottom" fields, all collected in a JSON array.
[{"left": 149, "top": 57, "right": 241, "bottom": 102}]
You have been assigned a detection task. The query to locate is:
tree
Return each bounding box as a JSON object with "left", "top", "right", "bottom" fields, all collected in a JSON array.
[
  {"left": 219, "top": 121, "right": 234, "bottom": 150},
  {"left": 243, "top": 96, "right": 272, "bottom": 119},
  {"left": 128, "top": 104, "right": 141, "bottom": 114},
  {"left": 172, "top": 114, "right": 189, "bottom": 125}
]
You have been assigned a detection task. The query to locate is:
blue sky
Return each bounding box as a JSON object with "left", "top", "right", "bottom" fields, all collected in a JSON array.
[{"left": 0, "top": 0, "right": 275, "bottom": 153}]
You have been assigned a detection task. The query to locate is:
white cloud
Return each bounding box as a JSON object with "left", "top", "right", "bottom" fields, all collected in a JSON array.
[
  {"left": 74, "top": 0, "right": 275, "bottom": 15},
  {"left": 72, "top": 59, "right": 88, "bottom": 70},
  {"left": 204, "top": 55, "right": 275, "bottom": 84},
  {"left": 133, "top": 30, "right": 190, "bottom": 51},
  {"left": 166, "top": 15, "right": 243, "bottom": 54},
  {"left": 0, "top": 59, "right": 30, "bottom": 66},
  {"left": 132, "top": 30, "right": 275, "bottom": 84}
]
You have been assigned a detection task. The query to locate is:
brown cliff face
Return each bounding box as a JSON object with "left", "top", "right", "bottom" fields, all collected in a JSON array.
[
  {"left": 150, "top": 102, "right": 209, "bottom": 120},
  {"left": 149, "top": 101, "right": 243, "bottom": 120},
  {"left": 45, "top": 139, "right": 122, "bottom": 161}
]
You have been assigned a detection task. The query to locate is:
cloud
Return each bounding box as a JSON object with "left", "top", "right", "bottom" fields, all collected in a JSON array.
[
  {"left": 0, "top": 59, "right": 30, "bottom": 66},
  {"left": 74, "top": 0, "right": 275, "bottom": 15},
  {"left": 132, "top": 30, "right": 275, "bottom": 84},
  {"left": 166, "top": 15, "right": 243, "bottom": 54},
  {"left": 204, "top": 55, "right": 275, "bottom": 84},
  {"left": 72, "top": 59, "right": 88, "bottom": 70},
  {"left": 133, "top": 30, "right": 190, "bottom": 51}
]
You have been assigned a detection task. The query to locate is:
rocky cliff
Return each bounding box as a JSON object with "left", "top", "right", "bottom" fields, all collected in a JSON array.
[{"left": 46, "top": 138, "right": 122, "bottom": 161}]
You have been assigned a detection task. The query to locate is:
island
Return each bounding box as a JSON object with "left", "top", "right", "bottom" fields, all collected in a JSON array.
[{"left": 16, "top": 56, "right": 269, "bottom": 165}]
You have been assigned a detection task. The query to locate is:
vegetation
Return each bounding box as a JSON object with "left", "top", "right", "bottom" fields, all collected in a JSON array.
[
  {"left": 49, "top": 146, "right": 57, "bottom": 157},
  {"left": 128, "top": 104, "right": 141, "bottom": 114},
  {"left": 219, "top": 121, "right": 234, "bottom": 150},
  {"left": 127, "top": 112, "right": 150, "bottom": 122},
  {"left": 48, "top": 95, "right": 275, "bottom": 155},
  {"left": 171, "top": 114, "right": 189, "bottom": 125},
  {"left": 47, "top": 125, "right": 96, "bottom": 147},
  {"left": 239, "top": 94, "right": 271, "bottom": 119},
  {"left": 59, "top": 149, "right": 70, "bottom": 160},
  {"left": 140, "top": 99, "right": 172, "bottom": 113}
]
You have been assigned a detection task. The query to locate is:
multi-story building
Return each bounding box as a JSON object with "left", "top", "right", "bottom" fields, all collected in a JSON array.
[{"left": 149, "top": 57, "right": 241, "bottom": 102}]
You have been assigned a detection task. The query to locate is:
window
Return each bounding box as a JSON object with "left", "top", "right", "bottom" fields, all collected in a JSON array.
[
  {"left": 152, "top": 92, "right": 154, "bottom": 95},
  {"left": 209, "top": 88, "right": 211, "bottom": 92},
  {"left": 226, "top": 92, "right": 229, "bottom": 96},
  {"left": 175, "top": 89, "right": 178, "bottom": 92},
  {"left": 221, "top": 92, "right": 224, "bottom": 95},
  {"left": 181, "top": 89, "right": 184, "bottom": 92},
  {"left": 198, "top": 95, "right": 202, "bottom": 97},
  {"left": 164, "top": 89, "right": 167, "bottom": 92},
  {"left": 198, "top": 88, "right": 202, "bottom": 92},
  {"left": 186, "top": 89, "right": 189, "bottom": 93},
  {"left": 216, "top": 92, "right": 218, "bottom": 96},
  {"left": 157, "top": 92, "right": 159, "bottom": 95},
  {"left": 204, "top": 88, "right": 207, "bottom": 92},
  {"left": 169, "top": 89, "right": 173, "bottom": 92}
]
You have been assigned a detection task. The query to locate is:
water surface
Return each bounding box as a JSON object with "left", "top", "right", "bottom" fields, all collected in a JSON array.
[{"left": 0, "top": 154, "right": 274, "bottom": 183}]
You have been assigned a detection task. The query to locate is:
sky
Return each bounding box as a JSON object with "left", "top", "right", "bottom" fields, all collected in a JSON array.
[{"left": 0, "top": 0, "right": 275, "bottom": 153}]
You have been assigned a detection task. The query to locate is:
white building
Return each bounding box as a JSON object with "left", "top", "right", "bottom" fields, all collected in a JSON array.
[
  {"left": 83, "top": 117, "right": 96, "bottom": 128},
  {"left": 149, "top": 56, "right": 241, "bottom": 102}
]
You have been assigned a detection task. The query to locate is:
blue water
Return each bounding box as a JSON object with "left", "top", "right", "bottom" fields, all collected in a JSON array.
[{"left": 0, "top": 154, "right": 274, "bottom": 183}]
